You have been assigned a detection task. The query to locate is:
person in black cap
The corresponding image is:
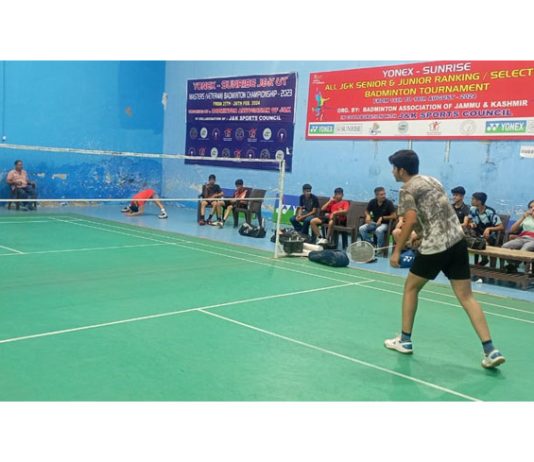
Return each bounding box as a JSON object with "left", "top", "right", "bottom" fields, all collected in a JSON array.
[
  {"left": 450, "top": 186, "right": 470, "bottom": 228},
  {"left": 290, "top": 183, "right": 319, "bottom": 239}
]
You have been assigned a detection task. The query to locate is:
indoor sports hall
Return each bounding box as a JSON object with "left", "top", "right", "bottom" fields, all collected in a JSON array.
[{"left": 1, "top": 60, "right": 534, "bottom": 402}]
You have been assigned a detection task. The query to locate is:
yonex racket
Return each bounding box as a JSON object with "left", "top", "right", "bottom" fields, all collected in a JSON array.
[{"left": 347, "top": 241, "right": 390, "bottom": 263}]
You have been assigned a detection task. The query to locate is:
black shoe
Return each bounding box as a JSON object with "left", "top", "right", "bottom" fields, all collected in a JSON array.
[
  {"left": 504, "top": 264, "right": 518, "bottom": 274},
  {"left": 478, "top": 257, "right": 489, "bottom": 266}
]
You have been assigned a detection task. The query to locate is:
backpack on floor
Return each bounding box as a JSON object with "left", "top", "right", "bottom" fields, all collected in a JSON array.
[{"left": 239, "top": 222, "right": 266, "bottom": 238}]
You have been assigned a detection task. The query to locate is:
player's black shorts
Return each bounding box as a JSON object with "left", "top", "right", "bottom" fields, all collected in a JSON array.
[
  {"left": 410, "top": 239, "right": 470, "bottom": 281},
  {"left": 203, "top": 199, "right": 221, "bottom": 206}
]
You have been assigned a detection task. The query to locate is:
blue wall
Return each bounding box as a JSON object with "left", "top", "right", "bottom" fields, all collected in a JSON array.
[
  {"left": 3, "top": 60, "right": 530, "bottom": 215},
  {"left": 0, "top": 61, "right": 165, "bottom": 199},
  {"left": 163, "top": 61, "right": 533, "bottom": 219}
]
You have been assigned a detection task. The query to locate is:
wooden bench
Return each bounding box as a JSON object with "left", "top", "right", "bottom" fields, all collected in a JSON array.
[{"left": 468, "top": 246, "right": 534, "bottom": 290}]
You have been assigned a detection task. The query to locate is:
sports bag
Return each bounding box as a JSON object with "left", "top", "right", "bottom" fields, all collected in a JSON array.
[{"left": 239, "top": 222, "right": 266, "bottom": 238}]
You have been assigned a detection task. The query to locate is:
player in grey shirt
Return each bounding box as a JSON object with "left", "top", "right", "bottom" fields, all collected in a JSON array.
[{"left": 384, "top": 150, "right": 505, "bottom": 369}]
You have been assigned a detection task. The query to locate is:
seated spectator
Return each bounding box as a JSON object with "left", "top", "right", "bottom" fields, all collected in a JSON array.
[
  {"left": 392, "top": 216, "right": 419, "bottom": 250},
  {"left": 7, "top": 160, "right": 38, "bottom": 210},
  {"left": 451, "top": 186, "right": 470, "bottom": 229},
  {"left": 311, "top": 187, "right": 349, "bottom": 246},
  {"left": 502, "top": 199, "right": 534, "bottom": 272},
  {"left": 220, "top": 179, "right": 249, "bottom": 228},
  {"left": 290, "top": 183, "right": 319, "bottom": 237},
  {"left": 359, "top": 186, "right": 396, "bottom": 248},
  {"left": 467, "top": 192, "right": 504, "bottom": 266},
  {"left": 199, "top": 174, "right": 224, "bottom": 226}
]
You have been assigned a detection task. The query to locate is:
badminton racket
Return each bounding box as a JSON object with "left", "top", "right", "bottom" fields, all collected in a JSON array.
[{"left": 347, "top": 241, "right": 390, "bottom": 263}]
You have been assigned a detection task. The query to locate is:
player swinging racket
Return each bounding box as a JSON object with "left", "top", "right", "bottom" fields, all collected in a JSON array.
[
  {"left": 121, "top": 188, "right": 168, "bottom": 219},
  {"left": 385, "top": 149, "right": 505, "bottom": 369}
]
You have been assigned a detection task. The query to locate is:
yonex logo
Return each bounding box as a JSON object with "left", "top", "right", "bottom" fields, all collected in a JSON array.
[
  {"left": 485, "top": 120, "right": 526, "bottom": 133},
  {"left": 309, "top": 124, "right": 334, "bottom": 134}
]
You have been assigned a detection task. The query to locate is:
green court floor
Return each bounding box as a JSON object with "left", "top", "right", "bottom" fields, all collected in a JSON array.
[{"left": 1, "top": 214, "right": 533, "bottom": 401}]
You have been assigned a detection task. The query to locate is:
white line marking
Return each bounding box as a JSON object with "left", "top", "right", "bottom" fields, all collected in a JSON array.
[
  {"left": 54, "top": 217, "right": 366, "bottom": 285},
  {"left": 0, "top": 220, "right": 54, "bottom": 224},
  {"left": 355, "top": 281, "right": 534, "bottom": 324},
  {"left": 0, "top": 244, "right": 25, "bottom": 254},
  {"left": 0, "top": 282, "right": 365, "bottom": 345},
  {"left": 72, "top": 217, "right": 534, "bottom": 323},
  {"left": 199, "top": 310, "right": 480, "bottom": 402},
  {"left": 0, "top": 242, "right": 169, "bottom": 257},
  {"left": 0, "top": 276, "right": 478, "bottom": 401},
  {"left": 77, "top": 216, "right": 534, "bottom": 316}
]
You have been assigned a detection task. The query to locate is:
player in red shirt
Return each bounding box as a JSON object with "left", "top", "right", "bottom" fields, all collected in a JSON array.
[
  {"left": 311, "top": 187, "right": 349, "bottom": 245},
  {"left": 220, "top": 178, "right": 249, "bottom": 228},
  {"left": 121, "top": 188, "right": 168, "bottom": 219}
]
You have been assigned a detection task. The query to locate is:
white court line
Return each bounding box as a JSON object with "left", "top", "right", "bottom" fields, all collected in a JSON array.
[
  {"left": 10, "top": 213, "right": 534, "bottom": 317},
  {"left": 0, "top": 277, "right": 478, "bottom": 401},
  {"left": 78, "top": 216, "right": 534, "bottom": 316},
  {"left": 0, "top": 242, "right": 169, "bottom": 257},
  {"left": 355, "top": 281, "right": 534, "bottom": 325},
  {"left": 0, "top": 220, "right": 54, "bottom": 224},
  {"left": 71, "top": 217, "right": 534, "bottom": 323},
  {"left": 0, "top": 244, "right": 25, "bottom": 254},
  {"left": 199, "top": 310, "right": 480, "bottom": 402},
  {"left": 53, "top": 217, "right": 367, "bottom": 286},
  {"left": 0, "top": 281, "right": 368, "bottom": 345}
]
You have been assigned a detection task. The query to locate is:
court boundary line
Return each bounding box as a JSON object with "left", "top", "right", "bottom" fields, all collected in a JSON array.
[
  {"left": 51, "top": 217, "right": 370, "bottom": 286},
  {"left": 0, "top": 220, "right": 56, "bottom": 224},
  {"left": 355, "top": 281, "right": 534, "bottom": 325},
  {"left": 7, "top": 214, "right": 533, "bottom": 325},
  {"left": 0, "top": 244, "right": 25, "bottom": 254},
  {"left": 7, "top": 213, "right": 534, "bottom": 317},
  {"left": 199, "top": 310, "right": 481, "bottom": 402},
  {"left": 65, "top": 216, "right": 534, "bottom": 322},
  {"left": 0, "top": 277, "right": 480, "bottom": 402},
  {"left": 0, "top": 281, "right": 371, "bottom": 345},
  {"left": 0, "top": 242, "right": 169, "bottom": 257},
  {"left": 70, "top": 215, "right": 534, "bottom": 315}
]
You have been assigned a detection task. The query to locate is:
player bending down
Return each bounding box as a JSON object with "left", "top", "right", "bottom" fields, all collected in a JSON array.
[
  {"left": 121, "top": 188, "right": 168, "bottom": 219},
  {"left": 385, "top": 149, "right": 505, "bottom": 369}
]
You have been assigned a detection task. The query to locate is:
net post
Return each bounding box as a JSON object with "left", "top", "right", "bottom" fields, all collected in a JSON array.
[{"left": 273, "top": 159, "right": 286, "bottom": 259}]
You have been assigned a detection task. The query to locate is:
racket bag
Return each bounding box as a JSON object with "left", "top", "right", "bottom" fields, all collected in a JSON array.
[
  {"left": 308, "top": 249, "right": 349, "bottom": 267},
  {"left": 239, "top": 222, "right": 266, "bottom": 238}
]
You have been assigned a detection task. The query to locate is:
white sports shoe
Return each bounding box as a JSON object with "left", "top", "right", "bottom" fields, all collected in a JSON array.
[
  {"left": 481, "top": 349, "right": 506, "bottom": 369},
  {"left": 316, "top": 238, "right": 329, "bottom": 245},
  {"left": 384, "top": 335, "right": 413, "bottom": 354},
  {"left": 158, "top": 211, "right": 168, "bottom": 219}
]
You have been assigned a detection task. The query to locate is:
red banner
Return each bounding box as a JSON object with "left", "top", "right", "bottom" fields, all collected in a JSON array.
[{"left": 306, "top": 61, "right": 534, "bottom": 140}]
